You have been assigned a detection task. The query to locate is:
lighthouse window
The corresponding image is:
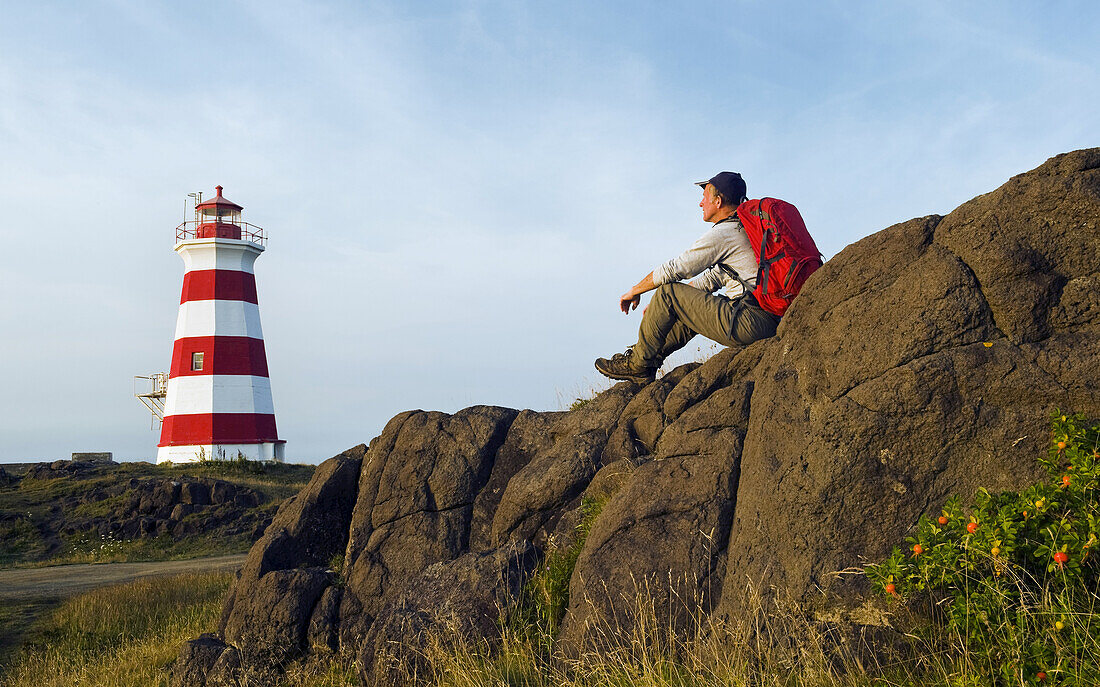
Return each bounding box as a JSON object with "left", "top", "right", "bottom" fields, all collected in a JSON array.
[{"left": 191, "top": 352, "right": 204, "bottom": 371}]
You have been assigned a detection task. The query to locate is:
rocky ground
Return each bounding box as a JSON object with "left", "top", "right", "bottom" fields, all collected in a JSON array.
[
  {"left": 174, "top": 149, "right": 1100, "bottom": 686},
  {"left": 0, "top": 459, "right": 314, "bottom": 567}
]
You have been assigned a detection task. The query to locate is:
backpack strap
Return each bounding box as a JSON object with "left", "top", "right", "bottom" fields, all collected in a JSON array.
[
  {"left": 717, "top": 263, "right": 755, "bottom": 298},
  {"left": 756, "top": 226, "right": 786, "bottom": 299},
  {"left": 713, "top": 213, "right": 757, "bottom": 298}
]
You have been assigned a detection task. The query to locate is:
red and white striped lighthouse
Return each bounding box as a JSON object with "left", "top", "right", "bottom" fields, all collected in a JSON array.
[{"left": 157, "top": 186, "right": 285, "bottom": 463}]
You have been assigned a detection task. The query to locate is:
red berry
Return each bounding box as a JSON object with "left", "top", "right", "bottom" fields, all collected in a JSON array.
[
  {"left": 938, "top": 516, "right": 948, "bottom": 525},
  {"left": 1054, "top": 551, "right": 1069, "bottom": 566},
  {"left": 912, "top": 544, "right": 923, "bottom": 556},
  {"left": 967, "top": 522, "right": 979, "bottom": 534},
  {"left": 884, "top": 583, "right": 896, "bottom": 595},
  {"left": 1063, "top": 474, "right": 1071, "bottom": 487},
  {"left": 1037, "top": 671, "right": 1047, "bottom": 681}
]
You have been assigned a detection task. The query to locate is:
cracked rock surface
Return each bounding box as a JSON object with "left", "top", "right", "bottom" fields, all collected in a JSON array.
[{"left": 174, "top": 149, "right": 1100, "bottom": 685}]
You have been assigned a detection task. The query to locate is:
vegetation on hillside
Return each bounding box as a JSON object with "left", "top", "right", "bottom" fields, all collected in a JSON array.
[{"left": 0, "top": 458, "right": 314, "bottom": 567}]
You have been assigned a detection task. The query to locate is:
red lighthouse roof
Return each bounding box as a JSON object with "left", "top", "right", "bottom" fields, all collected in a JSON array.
[{"left": 196, "top": 185, "right": 243, "bottom": 211}]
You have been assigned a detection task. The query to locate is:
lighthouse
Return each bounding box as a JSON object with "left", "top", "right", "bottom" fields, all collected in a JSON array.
[{"left": 156, "top": 186, "right": 285, "bottom": 463}]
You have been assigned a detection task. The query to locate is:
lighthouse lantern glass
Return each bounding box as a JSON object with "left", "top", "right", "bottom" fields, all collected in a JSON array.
[{"left": 199, "top": 207, "right": 241, "bottom": 224}]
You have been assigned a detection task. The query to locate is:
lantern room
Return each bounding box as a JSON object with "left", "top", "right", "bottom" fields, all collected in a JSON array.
[
  {"left": 195, "top": 185, "right": 243, "bottom": 239},
  {"left": 175, "top": 185, "right": 266, "bottom": 245}
]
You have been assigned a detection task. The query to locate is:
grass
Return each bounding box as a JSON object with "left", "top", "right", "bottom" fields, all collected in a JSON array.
[
  {"left": 7, "top": 538, "right": 1100, "bottom": 687},
  {"left": 371, "top": 581, "right": 896, "bottom": 687},
  {"left": 0, "top": 571, "right": 361, "bottom": 687},
  {"left": 278, "top": 654, "right": 360, "bottom": 686},
  {"left": 12, "top": 459, "right": 313, "bottom": 505},
  {"left": 371, "top": 581, "right": 1100, "bottom": 687},
  {"left": 36, "top": 530, "right": 258, "bottom": 567},
  {"left": 0, "top": 572, "right": 231, "bottom": 686},
  {"left": 0, "top": 518, "right": 49, "bottom": 567},
  {"left": 7, "top": 568, "right": 1069, "bottom": 687},
  {"left": 0, "top": 598, "right": 60, "bottom": 669},
  {"left": 512, "top": 495, "right": 607, "bottom": 645}
]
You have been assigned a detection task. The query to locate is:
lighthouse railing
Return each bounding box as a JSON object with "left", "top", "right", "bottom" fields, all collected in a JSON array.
[{"left": 175, "top": 220, "right": 267, "bottom": 246}]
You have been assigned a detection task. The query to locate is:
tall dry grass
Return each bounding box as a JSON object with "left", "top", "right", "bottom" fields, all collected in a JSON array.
[
  {"left": 5, "top": 565, "right": 1093, "bottom": 686},
  {"left": 1, "top": 572, "right": 230, "bottom": 687},
  {"left": 367, "top": 572, "right": 1062, "bottom": 687}
]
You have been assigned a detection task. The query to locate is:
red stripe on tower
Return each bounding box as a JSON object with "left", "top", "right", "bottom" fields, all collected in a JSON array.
[
  {"left": 160, "top": 414, "right": 280, "bottom": 445},
  {"left": 169, "top": 337, "right": 269, "bottom": 377},
  {"left": 180, "top": 270, "right": 258, "bottom": 304},
  {"left": 156, "top": 186, "right": 284, "bottom": 463}
]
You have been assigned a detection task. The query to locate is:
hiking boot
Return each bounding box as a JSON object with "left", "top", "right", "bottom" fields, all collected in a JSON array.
[{"left": 594, "top": 349, "right": 657, "bottom": 384}]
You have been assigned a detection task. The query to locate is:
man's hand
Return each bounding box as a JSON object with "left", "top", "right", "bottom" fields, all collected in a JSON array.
[
  {"left": 618, "top": 271, "right": 657, "bottom": 315},
  {"left": 620, "top": 292, "right": 641, "bottom": 313}
]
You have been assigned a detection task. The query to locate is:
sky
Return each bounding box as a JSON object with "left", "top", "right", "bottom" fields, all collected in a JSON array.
[{"left": 1, "top": 1, "right": 1097, "bottom": 463}]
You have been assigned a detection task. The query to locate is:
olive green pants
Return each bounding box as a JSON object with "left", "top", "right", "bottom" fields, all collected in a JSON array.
[{"left": 630, "top": 283, "right": 780, "bottom": 368}]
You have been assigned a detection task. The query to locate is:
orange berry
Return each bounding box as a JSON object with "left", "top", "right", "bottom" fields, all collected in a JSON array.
[
  {"left": 884, "top": 583, "right": 896, "bottom": 595},
  {"left": 912, "top": 544, "right": 923, "bottom": 556},
  {"left": 1057, "top": 441, "right": 1067, "bottom": 450},
  {"left": 938, "top": 516, "right": 948, "bottom": 525},
  {"left": 967, "top": 522, "right": 979, "bottom": 534},
  {"left": 1063, "top": 474, "right": 1072, "bottom": 487},
  {"left": 1054, "top": 551, "right": 1068, "bottom": 567}
]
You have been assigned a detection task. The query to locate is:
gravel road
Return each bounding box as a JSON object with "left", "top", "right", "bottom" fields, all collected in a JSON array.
[{"left": 0, "top": 554, "right": 247, "bottom": 600}]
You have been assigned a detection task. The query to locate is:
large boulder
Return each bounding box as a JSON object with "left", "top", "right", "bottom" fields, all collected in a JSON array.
[
  {"left": 219, "top": 446, "right": 365, "bottom": 660},
  {"left": 558, "top": 351, "right": 760, "bottom": 653},
  {"left": 358, "top": 542, "right": 539, "bottom": 683},
  {"left": 488, "top": 384, "right": 640, "bottom": 546},
  {"left": 337, "top": 406, "right": 518, "bottom": 647},
  {"left": 718, "top": 148, "right": 1100, "bottom": 616},
  {"left": 224, "top": 568, "right": 332, "bottom": 666}
]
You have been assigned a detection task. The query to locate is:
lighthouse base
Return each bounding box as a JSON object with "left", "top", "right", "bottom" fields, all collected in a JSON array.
[{"left": 157, "top": 441, "right": 285, "bottom": 464}]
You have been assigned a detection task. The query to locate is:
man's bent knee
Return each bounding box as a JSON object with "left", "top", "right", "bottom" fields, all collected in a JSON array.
[{"left": 733, "top": 306, "right": 779, "bottom": 346}]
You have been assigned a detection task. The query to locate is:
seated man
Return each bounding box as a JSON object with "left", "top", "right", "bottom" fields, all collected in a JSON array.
[{"left": 594, "top": 171, "right": 780, "bottom": 384}]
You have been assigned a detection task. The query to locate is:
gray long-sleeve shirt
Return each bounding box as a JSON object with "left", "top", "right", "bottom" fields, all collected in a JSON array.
[{"left": 652, "top": 217, "right": 759, "bottom": 298}]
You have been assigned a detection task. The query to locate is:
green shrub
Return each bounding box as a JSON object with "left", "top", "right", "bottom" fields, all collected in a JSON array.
[
  {"left": 569, "top": 397, "right": 592, "bottom": 411},
  {"left": 867, "top": 412, "right": 1100, "bottom": 685},
  {"left": 512, "top": 495, "right": 607, "bottom": 650}
]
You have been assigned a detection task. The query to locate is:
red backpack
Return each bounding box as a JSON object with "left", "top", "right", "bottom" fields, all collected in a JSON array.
[{"left": 735, "top": 198, "right": 823, "bottom": 317}]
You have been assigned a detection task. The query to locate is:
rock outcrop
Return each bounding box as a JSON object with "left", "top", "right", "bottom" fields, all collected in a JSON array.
[
  {"left": 1, "top": 460, "right": 280, "bottom": 561},
  {"left": 174, "top": 149, "right": 1100, "bottom": 685}
]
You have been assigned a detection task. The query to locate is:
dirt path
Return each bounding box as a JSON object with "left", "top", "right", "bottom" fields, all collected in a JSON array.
[{"left": 0, "top": 554, "right": 247, "bottom": 601}]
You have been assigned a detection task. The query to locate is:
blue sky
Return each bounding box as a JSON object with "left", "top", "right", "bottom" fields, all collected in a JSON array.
[{"left": 1, "top": 1, "right": 1097, "bottom": 463}]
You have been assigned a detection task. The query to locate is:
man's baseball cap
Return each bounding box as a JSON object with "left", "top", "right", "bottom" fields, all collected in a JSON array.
[{"left": 696, "top": 172, "right": 747, "bottom": 204}]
